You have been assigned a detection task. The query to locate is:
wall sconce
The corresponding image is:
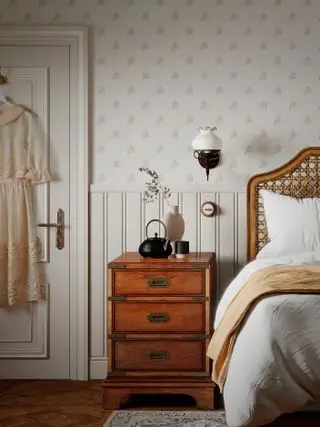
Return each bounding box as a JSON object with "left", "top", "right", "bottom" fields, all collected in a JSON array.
[{"left": 192, "top": 126, "right": 222, "bottom": 181}]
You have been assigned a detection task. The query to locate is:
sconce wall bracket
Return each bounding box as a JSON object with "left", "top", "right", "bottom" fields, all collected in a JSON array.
[{"left": 193, "top": 149, "right": 221, "bottom": 181}]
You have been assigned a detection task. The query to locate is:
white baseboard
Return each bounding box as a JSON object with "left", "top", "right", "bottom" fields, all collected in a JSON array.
[{"left": 89, "top": 357, "right": 107, "bottom": 379}]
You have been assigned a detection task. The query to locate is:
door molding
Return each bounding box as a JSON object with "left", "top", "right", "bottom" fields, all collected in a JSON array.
[{"left": 0, "top": 26, "right": 89, "bottom": 380}]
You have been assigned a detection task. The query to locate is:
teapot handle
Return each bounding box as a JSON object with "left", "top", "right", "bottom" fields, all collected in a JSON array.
[{"left": 146, "top": 219, "right": 167, "bottom": 239}]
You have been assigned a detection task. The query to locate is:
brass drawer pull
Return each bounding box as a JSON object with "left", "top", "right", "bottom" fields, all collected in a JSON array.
[
  {"left": 147, "top": 312, "right": 170, "bottom": 323},
  {"left": 148, "top": 350, "right": 170, "bottom": 360},
  {"left": 147, "top": 278, "right": 169, "bottom": 288}
]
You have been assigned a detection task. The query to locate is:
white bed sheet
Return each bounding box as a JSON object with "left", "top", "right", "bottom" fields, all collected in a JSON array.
[{"left": 214, "top": 251, "right": 320, "bottom": 427}]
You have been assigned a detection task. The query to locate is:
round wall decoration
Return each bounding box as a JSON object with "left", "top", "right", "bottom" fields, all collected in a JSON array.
[{"left": 201, "top": 201, "right": 216, "bottom": 217}]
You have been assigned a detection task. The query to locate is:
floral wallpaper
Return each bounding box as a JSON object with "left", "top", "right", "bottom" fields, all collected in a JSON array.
[{"left": 2, "top": 0, "right": 320, "bottom": 188}]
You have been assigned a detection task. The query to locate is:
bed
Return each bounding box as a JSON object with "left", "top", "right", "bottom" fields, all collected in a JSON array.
[{"left": 208, "top": 147, "right": 320, "bottom": 427}]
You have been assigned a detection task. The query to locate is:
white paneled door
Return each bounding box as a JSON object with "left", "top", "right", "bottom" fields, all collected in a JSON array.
[{"left": 0, "top": 45, "right": 71, "bottom": 378}]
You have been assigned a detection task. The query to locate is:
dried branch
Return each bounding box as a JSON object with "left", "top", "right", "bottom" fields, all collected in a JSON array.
[{"left": 139, "top": 167, "right": 171, "bottom": 203}]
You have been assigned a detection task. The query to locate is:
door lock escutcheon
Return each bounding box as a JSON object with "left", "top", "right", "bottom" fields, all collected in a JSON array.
[{"left": 37, "top": 208, "right": 65, "bottom": 250}]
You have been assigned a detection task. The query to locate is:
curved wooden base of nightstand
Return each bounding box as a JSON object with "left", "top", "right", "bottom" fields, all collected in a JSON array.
[{"left": 102, "top": 377, "right": 215, "bottom": 410}]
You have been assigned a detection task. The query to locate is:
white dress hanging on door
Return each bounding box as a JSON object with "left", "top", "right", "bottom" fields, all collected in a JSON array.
[{"left": 0, "top": 107, "right": 50, "bottom": 306}]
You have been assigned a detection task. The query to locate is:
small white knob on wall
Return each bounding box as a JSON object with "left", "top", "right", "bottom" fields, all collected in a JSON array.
[{"left": 201, "top": 201, "right": 216, "bottom": 217}]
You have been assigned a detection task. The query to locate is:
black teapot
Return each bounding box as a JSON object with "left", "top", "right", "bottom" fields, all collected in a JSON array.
[{"left": 139, "top": 219, "right": 172, "bottom": 258}]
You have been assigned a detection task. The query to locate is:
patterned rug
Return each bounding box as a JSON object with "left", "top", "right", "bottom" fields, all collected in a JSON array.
[{"left": 104, "top": 410, "right": 226, "bottom": 426}]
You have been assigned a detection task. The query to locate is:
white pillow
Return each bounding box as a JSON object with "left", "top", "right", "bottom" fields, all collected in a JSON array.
[
  {"left": 257, "top": 231, "right": 316, "bottom": 259},
  {"left": 257, "top": 190, "right": 320, "bottom": 259}
]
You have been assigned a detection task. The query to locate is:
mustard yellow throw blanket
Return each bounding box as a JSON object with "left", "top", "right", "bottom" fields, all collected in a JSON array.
[{"left": 207, "top": 264, "right": 320, "bottom": 390}]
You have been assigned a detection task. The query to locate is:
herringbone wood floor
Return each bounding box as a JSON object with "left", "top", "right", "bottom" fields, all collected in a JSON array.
[
  {"left": 0, "top": 380, "right": 108, "bottom": 427},
  {"left": 0, "top": 380, "right": 319, "bottom": 427}
]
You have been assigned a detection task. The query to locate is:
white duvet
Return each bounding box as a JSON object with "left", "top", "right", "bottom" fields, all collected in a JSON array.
[{"left": 215, "top": 251, "right": 320, "bottom": 427}]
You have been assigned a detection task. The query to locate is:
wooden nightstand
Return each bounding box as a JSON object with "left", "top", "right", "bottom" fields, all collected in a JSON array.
[{"left": 102, "top": 252, "right": 216, "bottom": 410}]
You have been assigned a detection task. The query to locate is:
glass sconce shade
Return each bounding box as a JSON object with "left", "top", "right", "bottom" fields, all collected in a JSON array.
[
  {"left": 192, "top": 126, "right": 222, "bottom": 181},
  {"left": 191, "top": 126, "right": 223, "bottom": 151}
]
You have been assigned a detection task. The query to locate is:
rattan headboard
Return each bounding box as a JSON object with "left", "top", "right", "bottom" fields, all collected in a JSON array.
[{"left": 247, "top": 146, "right": 320, "bottom": 261}]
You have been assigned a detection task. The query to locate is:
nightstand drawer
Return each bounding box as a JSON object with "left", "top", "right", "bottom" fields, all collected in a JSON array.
[
  {"left": 114, "top": 302, "right": 204, "bottom": 333},
  {"left": 114, "top": 340, "right": 205, "bottom": 372},
  {"left": 113, "top": 270, "right": 203, "bottom": 295}
]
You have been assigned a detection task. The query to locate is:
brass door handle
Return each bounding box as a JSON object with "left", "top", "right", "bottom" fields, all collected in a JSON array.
[{"left": 37, "top": 208, "right": 65, "bottom": 250}]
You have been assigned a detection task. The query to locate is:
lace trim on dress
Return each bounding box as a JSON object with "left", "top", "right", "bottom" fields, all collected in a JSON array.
[
  {"left": 0, "top": 241, "right": 46, "bottom": 306},
  {"left": 0, "top": 170, "right": 26, "bottom": 180},
  {"left": 0, "top": 169, "right": 50, "bottom": 182},
  {"left": 25, "top": 168, "right": 51, "bottom": 184}
]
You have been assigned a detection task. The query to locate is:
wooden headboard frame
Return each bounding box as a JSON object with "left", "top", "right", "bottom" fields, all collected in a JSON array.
[{"left": 247, "top": 146, "right": 320, "bottom": 262}]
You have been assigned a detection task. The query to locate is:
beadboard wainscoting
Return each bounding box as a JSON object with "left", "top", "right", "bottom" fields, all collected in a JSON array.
[{"left": 89, "top": 190, "right": 246, "bottom": 379}]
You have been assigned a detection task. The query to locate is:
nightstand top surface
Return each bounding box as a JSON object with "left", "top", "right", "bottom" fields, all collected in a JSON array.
[{"left": 108, "top": 252, "right": 215, "bottom": 268}]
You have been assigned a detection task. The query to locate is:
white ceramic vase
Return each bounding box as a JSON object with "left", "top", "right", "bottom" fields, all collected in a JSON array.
[{"left": 163, "top": 205, "right": 185, "bottom": 243}]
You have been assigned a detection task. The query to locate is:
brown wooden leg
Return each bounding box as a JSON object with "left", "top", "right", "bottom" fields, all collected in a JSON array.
[
  {"left": 103, "top": 389, "right": 131, "bottom": 410},
  {"left": 190, "top": 388, "right": 214, "bottom": 410}
]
